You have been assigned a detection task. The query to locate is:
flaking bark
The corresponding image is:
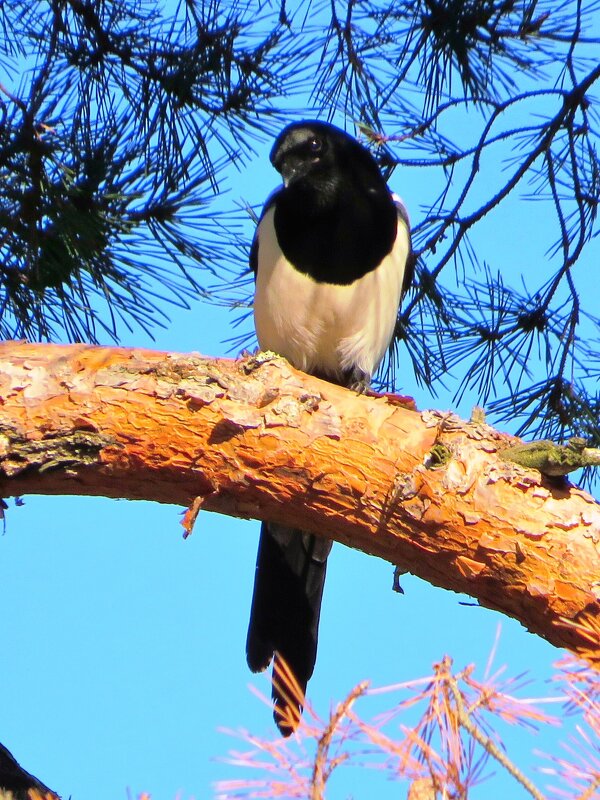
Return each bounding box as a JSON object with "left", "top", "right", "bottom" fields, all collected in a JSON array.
[{"left": 0, "top": 341, "right": 598, "bottom": 660}]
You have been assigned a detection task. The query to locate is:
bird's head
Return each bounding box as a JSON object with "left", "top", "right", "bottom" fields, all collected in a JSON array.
[{"left": 270, "top": 120, "right": 383, "bottom": 192}]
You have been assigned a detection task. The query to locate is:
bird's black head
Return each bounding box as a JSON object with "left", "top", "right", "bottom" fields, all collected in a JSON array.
[
  {"left": 266, "top": 120, "right": 399, "bottom": 284},
  {"left": 270, "top": 120, "right": 384, "bottom": 193}
]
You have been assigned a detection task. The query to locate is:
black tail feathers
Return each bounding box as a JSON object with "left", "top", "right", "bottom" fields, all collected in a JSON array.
[{"left": 246, "top": 522, "right": 332, "bottom": 735}]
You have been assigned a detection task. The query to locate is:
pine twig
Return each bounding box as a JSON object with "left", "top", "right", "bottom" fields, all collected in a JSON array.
[
  {"left": 443, "top": 658, "right": 546, "bottom": 800},
  {"left": 310, "top": 681, "right": 369, "bottom": 800}
]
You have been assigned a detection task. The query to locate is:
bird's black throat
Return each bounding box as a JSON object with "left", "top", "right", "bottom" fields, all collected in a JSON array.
[{"left": 273, "top": 180, "right": 398, "bottom": 285}]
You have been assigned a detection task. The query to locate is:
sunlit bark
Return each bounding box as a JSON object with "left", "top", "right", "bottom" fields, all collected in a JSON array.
[{"left": 0, "top": 341, "right": 598, "bottom": 660}]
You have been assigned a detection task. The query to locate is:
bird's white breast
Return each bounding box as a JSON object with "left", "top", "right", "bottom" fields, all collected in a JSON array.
[{"left": 253, "top": 206, "right": 410, "bottom": 380}]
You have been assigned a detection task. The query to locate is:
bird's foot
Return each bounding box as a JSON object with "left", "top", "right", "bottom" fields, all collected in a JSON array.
[{"left": 347, "top": 368, "right": 371, "bottom": 394}]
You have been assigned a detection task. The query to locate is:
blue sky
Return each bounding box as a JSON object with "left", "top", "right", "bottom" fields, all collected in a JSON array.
[{"left": 2, "top": 10, "right": 600, "bottom": 793}]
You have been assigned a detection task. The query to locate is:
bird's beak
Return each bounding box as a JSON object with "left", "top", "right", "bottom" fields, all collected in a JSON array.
[{"left": 280, "top": 162, "right": 298, "bottom": 187}]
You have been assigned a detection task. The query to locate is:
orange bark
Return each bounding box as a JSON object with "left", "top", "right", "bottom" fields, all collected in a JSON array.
[{"left": 0, "top": 341, "right": 598, "bottom": 659}]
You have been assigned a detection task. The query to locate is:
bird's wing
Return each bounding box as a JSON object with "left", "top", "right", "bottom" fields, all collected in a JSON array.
[
  {"left": 250, "top": 188, "right": 283, "bottom": 277},
  {"left": 393, "top": 194, "right": 415, "bottom": 297}
]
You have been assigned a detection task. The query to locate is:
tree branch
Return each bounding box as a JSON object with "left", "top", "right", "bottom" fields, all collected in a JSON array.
[
  {"left": 0, "top": 342, "right": 598, "bottom": 660},
  {"left": 0, "top": 741, "right": 58, "bottom": 800}
]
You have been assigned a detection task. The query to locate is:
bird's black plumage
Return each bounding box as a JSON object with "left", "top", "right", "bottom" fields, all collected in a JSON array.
[
  {"left": 246, "top": 523, "right": 332, "bottom": 734},
  {"left": 246, "top": 120, "right": 412, "bottom": 735}
]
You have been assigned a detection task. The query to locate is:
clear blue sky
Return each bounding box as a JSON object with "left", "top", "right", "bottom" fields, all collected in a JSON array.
[{"left": 1, "top": 35, "right": 598, "bottom": 800}]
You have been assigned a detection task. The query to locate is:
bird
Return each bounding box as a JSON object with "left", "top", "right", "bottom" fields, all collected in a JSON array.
[{"left": 246, "top": 120, "right": 413, "bottom": 735}]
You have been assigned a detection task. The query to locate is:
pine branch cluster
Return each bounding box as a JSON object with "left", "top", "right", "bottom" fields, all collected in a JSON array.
[
  {"left": 0, "top": 0, "right": 290, "bottom": 342},
  {"left": 216, "top": 644, "right": 600, "bottom": 800}
]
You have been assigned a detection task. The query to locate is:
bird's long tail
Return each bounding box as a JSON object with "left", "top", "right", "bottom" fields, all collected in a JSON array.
[{"left": 246, "top": 522, "right": 332, "bottom": 736}]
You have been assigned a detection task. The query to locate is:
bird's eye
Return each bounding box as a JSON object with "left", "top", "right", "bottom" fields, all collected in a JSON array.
[{"left": 308, "top": 137, "right": 323, "bottom": 155}]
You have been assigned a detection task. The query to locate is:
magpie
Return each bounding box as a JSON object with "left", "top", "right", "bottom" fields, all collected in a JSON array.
[{"left": 246, "top": 120, "right": 413, "bottom": 735}]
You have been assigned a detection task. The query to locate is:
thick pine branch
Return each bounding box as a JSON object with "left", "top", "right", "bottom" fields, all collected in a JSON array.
[{"left": 0, "top": 341, "right": 598, "bottom": 660}]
